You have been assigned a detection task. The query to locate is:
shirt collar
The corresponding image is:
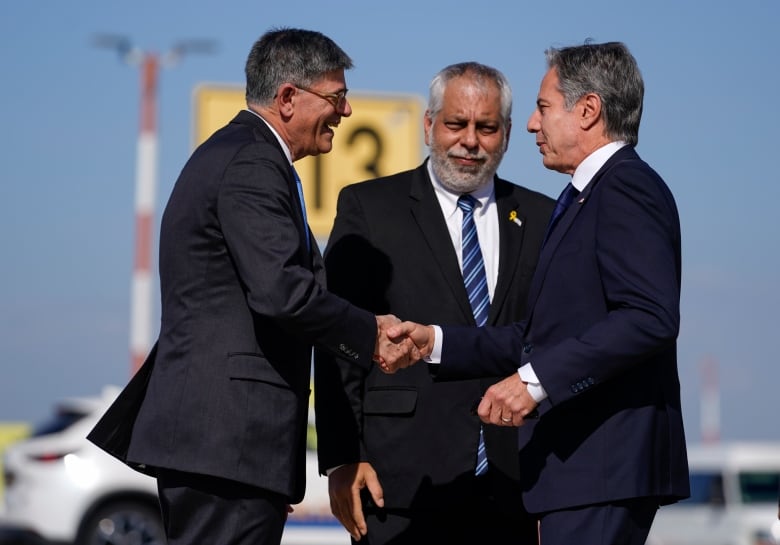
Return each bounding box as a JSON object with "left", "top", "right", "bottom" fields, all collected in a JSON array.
[
  {"left": 571, "top": 141, "right": 628, "bottom": 192},
  {"left": 246, "top": 108, "right": 293, "bottom": 165}
]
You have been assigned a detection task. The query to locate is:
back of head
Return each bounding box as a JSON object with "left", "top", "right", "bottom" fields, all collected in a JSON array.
[
  {"left": 546, "top": 41, "right": 643, "bottom": 146},
  {"left": 245, "top": 27, "right": 353, "bottom": 106},
  {"left": 427, "top": 61, "right": 513, "bottom": 125}
]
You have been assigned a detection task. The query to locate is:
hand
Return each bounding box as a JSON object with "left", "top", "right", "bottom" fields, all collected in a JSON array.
[
  {"left": 328, "top": 462, "right": 384, "bottom": 541},
  {"left": 478, "top": 373, "right": 539, "bottom": 426},
  {"left": 385, "top": 321, "right": 435, "bottom": 360},
  {"left": 374, "top": 315, "right": 422, "bottom": 373}
]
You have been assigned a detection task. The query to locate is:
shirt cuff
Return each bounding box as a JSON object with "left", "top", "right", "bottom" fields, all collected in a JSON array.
[
  {"left": 518, "top": 362, "right": 548, "bottom": 402},
  {"left": 424, "top": 325, "right": 443, "bottom": 364}
]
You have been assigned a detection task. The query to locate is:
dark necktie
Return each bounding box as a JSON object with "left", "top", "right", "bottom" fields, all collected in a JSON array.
[
  {"left": 544, "top": 182, "right": 579, "bottom": 243},
  {"left": 457, "top": 194, "right": 490, "bottom": 476},
  {"left": 291, "top": 166, "right": 310, "bottom": 251}
]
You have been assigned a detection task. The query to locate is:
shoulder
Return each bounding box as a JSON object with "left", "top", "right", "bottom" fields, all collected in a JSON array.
[{"left": 340, "top": 166, "right": 421, "bottom": 198}]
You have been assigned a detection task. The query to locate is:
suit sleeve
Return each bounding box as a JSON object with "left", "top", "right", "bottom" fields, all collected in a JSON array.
[
  {"left": 218, "top": 142, "right": 377, "bottom": 367},
  {"left": 532, "top": 163, "right": 681, "bottom": 404}
]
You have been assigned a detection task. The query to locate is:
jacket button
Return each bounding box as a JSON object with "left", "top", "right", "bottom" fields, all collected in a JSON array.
[{"left": 523, "top": 343, "right": 533, "bottom": 354}]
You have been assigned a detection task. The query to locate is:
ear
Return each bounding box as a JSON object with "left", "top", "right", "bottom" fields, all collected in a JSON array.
[
  {"left": 579, "top": 93, "right": 602, "bottom": 131},
  {"left": 423, "top": 110, "right": 433, "bottom": 146},
  {"left": 504, "top": 118, "right": 512, "bottom": 151},
  {"left": 277, "top": 83, "right": 298, "bottom": 117}
]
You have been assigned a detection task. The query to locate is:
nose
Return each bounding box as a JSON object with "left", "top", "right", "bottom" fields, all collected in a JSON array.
[
  {"left": 461, "top": 125, "right": 478, "bottom": 148},
  {"left": 341, "top": 98, "right": 352, "bottom": 117},
  {"left": 527, "top": 110, "right": 540, "bottom": 133}
]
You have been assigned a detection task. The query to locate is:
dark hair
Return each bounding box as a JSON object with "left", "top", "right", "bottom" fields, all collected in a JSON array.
[
  {"left": 245, "top": 27, "right": 353, "bottom": 106},
  {"left": 546, "top": 41, "right": 644, "bottom": 146}
]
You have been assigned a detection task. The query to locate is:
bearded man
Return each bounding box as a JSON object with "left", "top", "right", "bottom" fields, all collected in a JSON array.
[{"left": 313, "top": 62, "right": 554, "bottom": 545}]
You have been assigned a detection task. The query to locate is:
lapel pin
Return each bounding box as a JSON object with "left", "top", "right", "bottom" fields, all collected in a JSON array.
[{"left": 508, "top": 210, "right": 523, "bottom": 227}]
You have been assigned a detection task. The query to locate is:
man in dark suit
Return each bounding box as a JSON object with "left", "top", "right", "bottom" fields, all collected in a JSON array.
[
  {"left": 87, "top": 28, "right": 413, "bottom": 545},
  {"left": 314, "top": 62, "right": 554, "bottom": 544},
  {"left": 388, "top": 42, "right": 690, "bottom": 545}
]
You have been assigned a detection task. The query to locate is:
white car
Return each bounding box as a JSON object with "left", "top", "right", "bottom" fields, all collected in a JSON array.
[
  {"left": 646, "top": 442, "right": 780, "bottom": 545},
  {"left": 2, "top": 387, "right": 348, "bottom": 545}
]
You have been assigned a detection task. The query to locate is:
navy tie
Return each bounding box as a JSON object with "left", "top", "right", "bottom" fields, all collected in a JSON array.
[
  {"left": 457, "top": 194, "right": 490, "bottom": 476},
  {"left": 544, "top": 182, "right": 579, "bottom": 243},
  {"left": 291, "top": 166, "right": 310, "bottom": 251}
]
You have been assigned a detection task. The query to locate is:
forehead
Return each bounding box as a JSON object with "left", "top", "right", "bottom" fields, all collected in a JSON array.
[
  {"left": 310, "top": 68, "right": 347, "bottom": 88},
  {"left": 439, "top": 75, "right": 502, "bottom": 117},
  {"left": 538, "top": 68, "right": 563, "bottom": 102}
]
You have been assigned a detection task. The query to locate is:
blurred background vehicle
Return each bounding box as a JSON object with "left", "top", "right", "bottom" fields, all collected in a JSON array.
[
  {"left": 1, "top": 387, "right": 348, "bottom": 545},
  {"left": 646, "top": 442, "right": 780, "bottom": 545}
]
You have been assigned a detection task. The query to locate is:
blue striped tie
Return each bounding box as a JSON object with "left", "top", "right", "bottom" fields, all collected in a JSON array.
[
  {"left": 292, "top": 166, "right": 310, "bottom": 252},
  {"left": 457, "top": 194, "right": 490, "bottom": 476}
]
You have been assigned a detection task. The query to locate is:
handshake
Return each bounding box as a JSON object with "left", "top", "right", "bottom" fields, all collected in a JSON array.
[{"left": 373, "top": 315, "right": 434, "bottom": 373}]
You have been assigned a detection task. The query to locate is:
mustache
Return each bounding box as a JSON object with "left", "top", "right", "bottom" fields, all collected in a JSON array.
[{"left": 447, "top": 151, "right": 488, "bottom": 162}]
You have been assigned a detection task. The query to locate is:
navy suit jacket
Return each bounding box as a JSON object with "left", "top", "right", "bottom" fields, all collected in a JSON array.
[
  {"left": 314, "top": 162, "right": 554, "bottom": 510},
  {"left": 88, "top": 111, "right": 377, "bottom": 503},
  {"left": 435, "top": 146, "right": 690, "bottom": 513}
]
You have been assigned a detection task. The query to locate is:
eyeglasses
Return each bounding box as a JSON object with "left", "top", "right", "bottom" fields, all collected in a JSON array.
[{"left": 296, "top": 85, "right": 349, "bottom": 110}]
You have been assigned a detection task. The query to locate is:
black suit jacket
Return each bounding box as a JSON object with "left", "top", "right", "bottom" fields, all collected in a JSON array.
[
  {"left": 436, "top": 146, "right": 690, "bottom": 513},
  {"left": 88, "top": 110, "right": 377, "bottom": 503},
  {"left": 314, "top": 162, "right": 554, "bottom": 509}
]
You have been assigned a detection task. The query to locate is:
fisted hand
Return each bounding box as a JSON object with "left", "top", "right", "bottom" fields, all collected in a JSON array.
[{"left": 477, "top": 373, "right": 539, "bottom": 426}]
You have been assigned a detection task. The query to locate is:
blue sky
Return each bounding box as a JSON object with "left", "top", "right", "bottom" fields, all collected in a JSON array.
[{"left": 1, "top": 0, "right": 778, "bottom": 443}]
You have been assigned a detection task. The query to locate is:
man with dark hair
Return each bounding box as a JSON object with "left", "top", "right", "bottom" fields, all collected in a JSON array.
[
  {"left": 88, "top": 27, "right": 414, "bottom": 545},
  {"left": 390, "top": 42, "right": 690, "bottom": 545}
]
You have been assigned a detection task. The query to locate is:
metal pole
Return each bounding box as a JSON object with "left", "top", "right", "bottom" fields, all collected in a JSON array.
[{"left": 129, "top": 53, "right": 159, "bottom": 374}]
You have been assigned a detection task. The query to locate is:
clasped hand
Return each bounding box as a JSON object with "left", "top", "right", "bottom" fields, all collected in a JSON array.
[{"left": 372, "top": 319, "right": 436, "bottom": 374}]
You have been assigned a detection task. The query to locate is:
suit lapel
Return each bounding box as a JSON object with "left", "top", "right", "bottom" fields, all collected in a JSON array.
[
  {"left": 408, "top": 165, "right": 476, "bottom": 324},
  {"left": 231, "top": 110, "right": 313, "bottom": 266},
  {"left": 525, "top": 146, "right": 638, "bottom": 314},
  {"left": 490, "top": 181, "right": 523, "bottom": 324}
]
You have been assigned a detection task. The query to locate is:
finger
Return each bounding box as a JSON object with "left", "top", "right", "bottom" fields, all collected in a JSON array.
[
  {"left": 365, "top": 473, "right": 385, "bottom": 509},
  {"left": 385, "top": 321, "right": 413, "bottom": 340},
  {"left": 350, "top": 485, "right": 367, "bottom": 538},
  {"left": 476, "top": 396, "right": 492, "bottom": 419}
]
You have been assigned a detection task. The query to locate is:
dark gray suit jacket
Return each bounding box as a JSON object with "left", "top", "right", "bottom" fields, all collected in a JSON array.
[
  {"left": 314, "top": 162, "right": 554, "bottom": 510},
  {"left": 89, "top": 110, "right": 376, "bottom": 503}
]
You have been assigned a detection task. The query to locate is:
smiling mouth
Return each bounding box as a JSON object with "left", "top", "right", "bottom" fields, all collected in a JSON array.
[{"left": 451, "top": 154, "right": 484, "bottom": 164}]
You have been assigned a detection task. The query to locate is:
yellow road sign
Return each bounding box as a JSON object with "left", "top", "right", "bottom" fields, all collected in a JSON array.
[{"left": 193, "top": 84, "right": 425, "bottom": 239}]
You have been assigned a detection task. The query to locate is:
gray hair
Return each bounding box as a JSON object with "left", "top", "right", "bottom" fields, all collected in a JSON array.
[
  {"left": 546, "top": 41, "right": 644, "bottom": 146},
  {"left": 245, "top": 27, "right": 353, "bottom": 106},
  {"left": 427, "top": 62, "right": 512, "bottom": 124}
]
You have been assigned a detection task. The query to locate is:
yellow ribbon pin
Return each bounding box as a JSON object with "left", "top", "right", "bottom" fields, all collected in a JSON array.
[{"left": 509, "top": 210, "right": 522, "bottom": 227}]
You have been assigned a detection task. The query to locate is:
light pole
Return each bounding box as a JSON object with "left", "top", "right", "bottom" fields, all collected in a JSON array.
[{"left": 94, "top": 35, "right": 215, "bottom": 375}]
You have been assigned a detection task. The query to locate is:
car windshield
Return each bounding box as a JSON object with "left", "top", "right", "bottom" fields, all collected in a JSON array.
[
  {"left": 31, "top": 408, "right": 88, "bottom": 437},
  {"left": 739, "top": 472, "right": 780, "bottom": 504},
  {"left": 682, "top": 472, "right": 724, "bottom": 505}
]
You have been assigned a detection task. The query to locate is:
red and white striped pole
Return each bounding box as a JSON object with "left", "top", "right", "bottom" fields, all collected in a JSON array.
[{"left": 130, "top": 53, "right": 159, "bottom": 375}]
